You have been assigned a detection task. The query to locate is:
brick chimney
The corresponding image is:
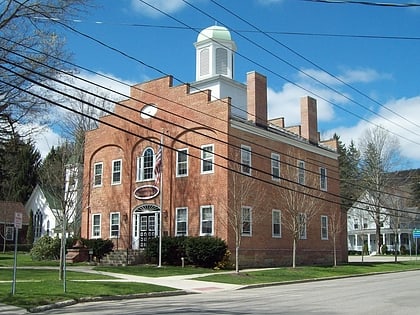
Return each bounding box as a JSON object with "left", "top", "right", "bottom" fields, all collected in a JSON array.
[
  {"left": 247, "top": 71, "right": 267, "bottom": 128},
  {"left": 301, "top": 96, "right": 318, "bottom": 144}
]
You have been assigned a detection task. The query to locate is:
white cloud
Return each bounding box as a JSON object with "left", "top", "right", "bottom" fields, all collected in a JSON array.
[
  {"left": 29, "top": 72, "right": 133, "bottom": 159},
  {"left": 130, "top": 0, "right": 187, "bottom": 17},
  {"left": 267, "top": 67, "right": 390, "bottom": 126},
  {"left": 324, "top": 96, "right": 420, "bottom": 167}
]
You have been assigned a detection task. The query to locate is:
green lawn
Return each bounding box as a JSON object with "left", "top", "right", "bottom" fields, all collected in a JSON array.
[
  {"left": 94, "top": 264, "right": 220, "bottom": 277},
  {"left": 2, "top": 252, "right": 420, "bottom": 311},
  {"left": 196, "top": 261, "right": 420, "bottom": 285}
]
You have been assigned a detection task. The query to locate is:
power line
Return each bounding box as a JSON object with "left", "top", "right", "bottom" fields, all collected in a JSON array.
[
  {"left": 2, "top": 43, "right": 419, "bottom": 218},
  {"left": 210, "top": 0, "right": 420, "bottom": 133},
  {"left": 303, "top": 0, "right": 420, "bottom": 7}
]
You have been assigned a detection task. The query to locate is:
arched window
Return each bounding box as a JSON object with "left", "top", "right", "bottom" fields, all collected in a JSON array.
[
  {"left": 216, "top": 47, "right": 228, "bottom": 75},
  {"left": 34, "top": 209, "right": 43, "bottom": 239},
  {"left": 137, "top": 148, "right": 155, "bottom": 181}
]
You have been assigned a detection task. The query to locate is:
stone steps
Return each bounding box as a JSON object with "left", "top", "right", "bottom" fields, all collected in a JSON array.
[{"left": 101, "top": 249, "right": 143, "bottom": 266}]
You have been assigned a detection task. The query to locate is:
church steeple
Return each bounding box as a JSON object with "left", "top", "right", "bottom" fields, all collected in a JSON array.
[{"left": 194, "top": 25, "right": 236, "bottom": 81}]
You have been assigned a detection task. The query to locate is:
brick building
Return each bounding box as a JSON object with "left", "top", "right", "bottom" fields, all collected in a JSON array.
[{"left": 81, "top": 26, "right": 347, "bottom": 267}]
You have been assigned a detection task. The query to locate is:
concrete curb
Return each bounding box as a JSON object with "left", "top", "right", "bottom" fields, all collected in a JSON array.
[{"left": 28, "top": 290, "right": 191, "bottom": 313}]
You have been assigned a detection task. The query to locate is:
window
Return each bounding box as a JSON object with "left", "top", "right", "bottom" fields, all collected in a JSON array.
[
  {"left": 175, "top": 207, "right": 188, "bottom": 236},
  {"left": 5, "top": 226, "right": 14, "bottom": 241},
  {"left": 110, "top": 212, "right": 120, "bottom": 238},
  {"left": 137, "top": 148, "right": 154, "bottom": 181},
  {"left": 93, "top": 162, "right": 103, "bottom": 187},
  {"left": 241, "top": 206, "right": 252, "bottom": 236},
  {"left": 299, "top": 213, "right": 307, "bottom": 239},
  {"left": 92, "top": 214, "right": 101, "bottom": 238},
  {"left": 320, "top": 167, "right": 327, "bottom": 191},
  {"left": 241, "top": 145, "right": 252, "bottom": 175},
  {"left": 272, "top": 209, "right": 282, "bottom": 238},
  {"left": 271, "top": 153, "right": 280, "bottom": 181},
  {"left": 201, "top": 144, "right": 214, "bottom": 174},
  {"left": 297, "top": 160, "right": 305, "bottom": 185},
  {"left": 199, "top": 48, "right": 209, "bottom": 76},
  {"left": 200, "top": 205, "right": 214, "bottom": 236},
  {"left": 321, "top": 215, "right": 328, "bottom": 240},
  {"left": 34, "top": 209, "right": 43, "bottom": 239},
  {"left": 112, "top": 159, "right": 122, "bottom": 185},
  {"left": 216, "top": 47, "right": 228, "bottom": 75},
  {"left": 176, "top": 148, "right": 188, "bottom": 177}
]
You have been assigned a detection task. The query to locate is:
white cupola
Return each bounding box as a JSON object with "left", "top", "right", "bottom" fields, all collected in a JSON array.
[{"left": 194, "top": 25, "right": 237, "bottom": 81}]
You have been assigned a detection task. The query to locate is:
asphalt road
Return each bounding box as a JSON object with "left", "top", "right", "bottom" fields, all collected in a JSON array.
[{"left": 42, "top": 270, "right": 420, "bottom": 315}]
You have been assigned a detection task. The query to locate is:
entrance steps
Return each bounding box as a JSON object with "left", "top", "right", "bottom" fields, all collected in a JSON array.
[{"left": 100, "top": 249, "right": 143, "bottom": 266}]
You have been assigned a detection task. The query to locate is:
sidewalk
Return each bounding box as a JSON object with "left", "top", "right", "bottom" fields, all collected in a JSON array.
[{"left": 70, "top": 266, "right": 244, "bottom": 293}]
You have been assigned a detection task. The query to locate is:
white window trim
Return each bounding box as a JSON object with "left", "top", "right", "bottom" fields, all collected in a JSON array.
[
  {"left": 137, "top": 147, "right": 155, "bottom": 182},
  {"left": 271, "top": 153, "right": 280, "bottom": 181},
  {"left": 111, "top": 159, "right": 122, "bottom": 185},
  {"left": 201, "top": 144, "right": 214, "bottom": 174},
  {"left": 200, "top": 205, "right": 214, "bottom": 236},
  {"left": 92, "top": 213, "right": 101, "bottom": 239},
  {"left": 297, "top": 160, "right": 305, "bottom": 185},
  {"left": 110, "top": 212, "right": 120, "bottom": 238},
  {"left": 321, "top": 215, "right": 329, "bottom": 240},
  {"left": 241, "top": 145, "right": 252, "bottom": 175},
  {"left": 93, "top": 162, "right": 103, "bottom": 187},
  {"left": 176, "top": 148, "right": 189, "bottom": 177},
  {"left": 175, "top": 207, "right": 188, "bottom": 236},
  {"left": 320, "top": 167, "right": 328, "bottom": 191},
  {"left": 272, "top": 209, "right": 282, "bottom": 238},
  {"left": 241, "top": 206, "right": 252, "bottom": 237}
]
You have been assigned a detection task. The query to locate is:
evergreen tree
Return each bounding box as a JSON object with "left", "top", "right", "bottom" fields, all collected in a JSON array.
[
  {"left": 334, "top": 134, "right": 361, "bottom": 211},
  {"left": 0, "top": 135, "right": 41, "bottom": 202}
]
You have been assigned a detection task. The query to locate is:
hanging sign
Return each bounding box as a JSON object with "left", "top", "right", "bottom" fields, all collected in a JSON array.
[{"left": 134, "top": 185, "right": 160, "bottom": 200}]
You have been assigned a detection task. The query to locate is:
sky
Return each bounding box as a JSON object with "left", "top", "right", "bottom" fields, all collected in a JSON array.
[{"left": 33, "top": 0, "right": 420, "bottom": 169}]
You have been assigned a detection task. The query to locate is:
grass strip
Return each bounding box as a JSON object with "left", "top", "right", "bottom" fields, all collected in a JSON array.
[{"left": 196, "top": 261, "right": 420, "bottom": 285}]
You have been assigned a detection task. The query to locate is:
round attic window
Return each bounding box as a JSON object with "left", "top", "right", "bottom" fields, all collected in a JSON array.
[{"left": 140, "top": 104, "right": 157, "bottom": 119}]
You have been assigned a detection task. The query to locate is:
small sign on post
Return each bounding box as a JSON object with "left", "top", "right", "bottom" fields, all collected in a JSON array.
[{"left": 14, "top": 212, "right": 22, "bottom": 229}]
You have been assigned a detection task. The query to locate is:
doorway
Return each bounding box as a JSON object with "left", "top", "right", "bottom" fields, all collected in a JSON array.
[{"left": 132, "top": 204, "right": 160, "bottom": 249}]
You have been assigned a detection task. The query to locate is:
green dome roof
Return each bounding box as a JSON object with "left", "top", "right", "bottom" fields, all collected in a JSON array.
[{"left": 197, "top": 25, "right": 232, "bottom": 42}]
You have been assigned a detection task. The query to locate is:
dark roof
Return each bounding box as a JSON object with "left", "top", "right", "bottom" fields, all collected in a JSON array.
[{"left": 0, "top": 201, "right": 29, "bottom": 225}]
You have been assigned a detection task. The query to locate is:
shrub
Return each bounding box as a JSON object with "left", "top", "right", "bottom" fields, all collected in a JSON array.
[
  {"left": 30, "top": 236, "right": 61, "bottom": 260},
  {"left": 400, "top": 245, "right": 407, "bottom": 255},
  {"left": 145, "top": 236, "right": 228, "bottom": 268},
  {"left": 185, "top": 236, "right": 227, "bottom": 268},
  {"left": 381, "top": 244, "right": 388, "bottom": 255},
  {"left": 81, "top": 238, "right": 114, "bottom": 261},
  {"left": 145, "top": 236, "right": 187, "bottom": 265}
]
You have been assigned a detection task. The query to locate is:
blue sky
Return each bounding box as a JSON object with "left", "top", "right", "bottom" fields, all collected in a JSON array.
[{"left": 35, "top": 0, "right": 420, "bottom": 168}]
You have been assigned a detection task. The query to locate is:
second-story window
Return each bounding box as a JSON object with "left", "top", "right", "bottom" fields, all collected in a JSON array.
[
  {"left": 112, "top": 159, "right": 122, "bottom": 185},
  {"left": 241, "top": 145, "right": 252, "bottom": 175},
  {"left": 137, "top": 148, "right": 154, "bottom": 181},
  {"left": 176, "top": 148, "right": 188, "bottom": 177},
  {"left": 93, "top": 162, "right": 103, "bottom": 187},
  {"left": 201, "top": 144, "right": 214, "bottom": 174},
  {"left": 297, "top": 160, "right": 305, "bottom": 185},
  {"left": 320, "top": 167, "right": 327, "bottom": 191},
  {"left": 271, "top": 153, "right": 280, "bottom": 181}
]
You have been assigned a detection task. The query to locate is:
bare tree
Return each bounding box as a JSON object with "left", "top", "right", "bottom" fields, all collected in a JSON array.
[
  {"left": 383, "top": 190, "right": 410, "bottom": 263},
  {"left": 214, "top": 150, "right": 267, "bottom": 273},
  {"left": 329, "top": 210, "right": 342, "bottom": 267},
  {"left": 359, "top": 126, "right": 402, "bottom": 254},
  {"left": 0, "top": 0, "right": 92, "bottom": 141},
  {"left": 279, "top": 157, "right": 324, "bottom": 268}
]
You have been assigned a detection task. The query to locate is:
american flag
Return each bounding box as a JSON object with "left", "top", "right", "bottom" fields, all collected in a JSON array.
[{"left": 154, "top": 145, "right": 162, "bottom": 185}]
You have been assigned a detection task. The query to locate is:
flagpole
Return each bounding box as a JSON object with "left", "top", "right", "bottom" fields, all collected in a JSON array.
[{"left": 158, "top": 134, "right": 163, "bottom": 268}]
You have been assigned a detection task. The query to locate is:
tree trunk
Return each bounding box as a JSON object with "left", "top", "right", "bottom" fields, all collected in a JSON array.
[
  {"left": 235, "top": 246, "right": 239, "bottom": 274},
  {"left": 333, "top": 237, "right": 337, "bottom": 267},
  {"left": 292, "top": 238, "right": 297, "bottom": 268},
  {"left": 376, "top": 221, "right": 381, "bottom": 254}
]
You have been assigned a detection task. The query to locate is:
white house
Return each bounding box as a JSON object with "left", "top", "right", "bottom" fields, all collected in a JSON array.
[
  {"left": 25, "top": 164, "right": 82, "bottom": 242},
  {"left": 347, "top": 191, "right": 420, "bottom": 254},
  {"left": 25, "top": 184, "right": 58, "bottom": 241}
]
